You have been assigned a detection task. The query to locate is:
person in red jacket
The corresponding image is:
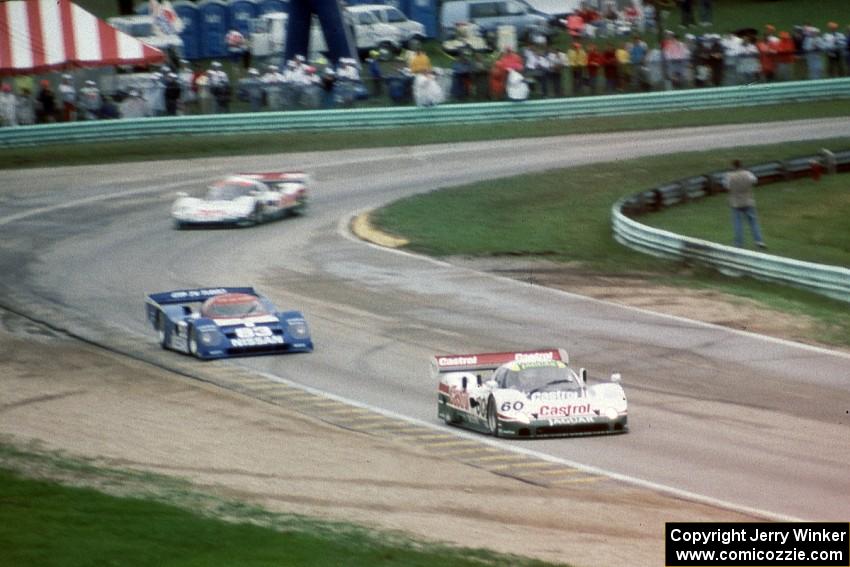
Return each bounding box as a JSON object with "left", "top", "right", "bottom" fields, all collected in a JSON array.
[
  {"left": 756, "top": 35, "right": 777, "bottom": 82},
  {"left": 602, "top": 44, "right": 618, "bottom": 93},
  {"left": 586, "top": 43, "right": 603, "bottom": 94},
  {"left": 775, "top": 31, "right": 796, "bottom": 81}
]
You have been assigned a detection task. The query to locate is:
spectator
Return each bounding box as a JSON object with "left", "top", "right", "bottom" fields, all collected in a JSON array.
[
  {"left": 802, "top": 24, "right": 825, "bottom": 80},
  {"left": 366, "top": 50, "right": 383, "bottom": 97},
  {"left": 545, "top": 45, "right": 567, "bottom": 97},
  {"left": 450, "top": 49, "right": 472, "bottom": 101},
  {"left": 237, "top": 67, "right": 264, "bottom": 112},
  {"left": 505, "top": 68, "right": 529, "bottom": 101},
  {"left": 628, "top": 35, "right": 648, "bottom": 90},
  {"left": 756, "top": 32, "right": 777, "bottom": 82},
  {"left": 524, "top": 44, "right": 547, "bottom": 97},
  {"left": 614, "top": 41, "right": 630, "bottom": 91},
  {"left": 738, "top": 36, "right": 761, "bottom": 83},
  {"left": 602, "top": 44, "right": 618, "bottom": 93},
  {"left": 177, "top": 59, "right": 196, "bottom": 115},
  {"left": 119, "top": 88, "right": 147, "bottom": 118},
  {"left": 36, "top": 80, "right": 57, "bottom": 123},
  {"left": 775, "top": 31, "right": 796, "bottom": 81},
  {"left": 723, "top": 159, "right": 766, "bottom": 250},
  {"left": 58, "top": 74, "right": 76, "bottom": 122},
  {"left": 586, "top": 43, "right": 603, "bottom": 93},
  {"left": 567, "top": 42, "right": 588, "bottom": 95},
  {"left": 16, "top": 87, "right": 35, "bottom": 125},
  {"left": 262, "top": 64, "right": 285, "bottom": 110},
  {"left": 225, "top": 28, "right": 247, "bottom": 69},
  {"left": 823, "top": 22, "right": 845, "bottom": 77},
  {"left": 78, "top": 80, "right": 101, "bottom": 120},
  {"left": 0, "top": 83, "right": 17, "bottom": 127},
  {"left": 721, "top": 32, "right": 742, "bottom": 85},
  {"left": 208, "top": 61, "right": 231, "bottom": 113},
  {"left": 409, "top": 47, "right": 432, "bottom": 75},
  {"left": 164, "top": 72, "right": 182, "bottom": 115},
  {"left": 413, "top": 70, "right": 444, "bottom": 106},
  {"left": 471, "top": 52, "right": 490, "bottom": 100}
]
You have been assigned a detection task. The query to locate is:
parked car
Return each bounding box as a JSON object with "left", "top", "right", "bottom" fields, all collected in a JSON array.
[
  {"left": 439, "top": 0, "right": 551, "bottom": 41},
  {"left": 108, "top": 15, "right": 183, "bottom": 57},
  {"left": 346, "top": 4, "right": 427, "bottom": 45},
  {"left": 250, "top": 8, "right": 402, "bottom": 59}
]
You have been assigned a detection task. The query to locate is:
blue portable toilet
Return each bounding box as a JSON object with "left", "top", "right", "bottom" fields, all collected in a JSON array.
[
  {"left": 404, "top": 0, "right": 437, "bottom": 38},
  {"left": 173, "top": 1, "right": 202, "bottom": 59},
  {"left": 198, "top": 0, "right": 229, "bottom": 58},
  {"left": 227, "top": 0, "right": 259, "bottom": 37},
  {"left": 258, "top": 0, "right": 288, "bottom": 16}
]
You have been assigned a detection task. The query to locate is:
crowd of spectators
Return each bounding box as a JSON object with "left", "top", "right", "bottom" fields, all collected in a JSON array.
[{"left": 2, "top": 7, "right": 850, "bottom": 126}]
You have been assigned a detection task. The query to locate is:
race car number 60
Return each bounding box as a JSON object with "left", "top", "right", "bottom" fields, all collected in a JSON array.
[{"left": 501, "top": 401, "right": 524, "bottom": 412}]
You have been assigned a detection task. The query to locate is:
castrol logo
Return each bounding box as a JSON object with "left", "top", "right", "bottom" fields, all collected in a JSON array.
[
  {"left": 514, "top": 351, "right": 554, "bottom": 363},
  {"left": 437, "top": 356, "right": 478, "bottom": 366}
]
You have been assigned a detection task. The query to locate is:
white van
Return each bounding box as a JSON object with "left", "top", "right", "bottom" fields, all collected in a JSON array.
[
  {"left": 347, "top": 4, "right": 427, "bottom": 45},
  {"left": 250, "top": 9, "right": 402, "bottom": 59},
  {"left": 439, "top": 0, "right": 550, "bottom": 41}
]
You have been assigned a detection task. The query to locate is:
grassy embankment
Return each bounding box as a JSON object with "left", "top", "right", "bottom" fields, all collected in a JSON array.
[
  {"left": 0, "top": 443, "right": 562, "bottom": 567},
  {"left": 371, "top": 138, "right": 850, "bottom": 347}
]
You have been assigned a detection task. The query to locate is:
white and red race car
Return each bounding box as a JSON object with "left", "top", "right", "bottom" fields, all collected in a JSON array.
[
  {"left": 172, "top": 172, "right": 308, "bottom": 228},
  {"left": 435, "top": 349, "right": 627, "bottom": 438}
]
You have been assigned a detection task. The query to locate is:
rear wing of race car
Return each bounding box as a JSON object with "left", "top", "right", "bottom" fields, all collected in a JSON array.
[
  {"left": 146, "top": 287, "right": 258, "bottom": 307},
  {"left": 431, "top": 348, "right": 569, "bottom": 380},
  {"left": 238, "top": 172, "right": 309, "bottom": 184}
]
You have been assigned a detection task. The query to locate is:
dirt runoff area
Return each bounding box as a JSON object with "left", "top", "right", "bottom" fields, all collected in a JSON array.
[{"left": 0, "top": 309, "right": 762, "bottom": 567}]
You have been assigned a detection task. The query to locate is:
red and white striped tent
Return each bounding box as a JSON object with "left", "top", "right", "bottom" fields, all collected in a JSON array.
[{"left": 0, "top": 0, "right": 166, "bottom": 76}]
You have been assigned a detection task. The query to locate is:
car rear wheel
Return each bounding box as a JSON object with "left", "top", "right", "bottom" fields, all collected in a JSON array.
[
  {"left": 487, "top": 397, "right": 501, "bottom": 437},
  {"left": 156, "top": 314, "right": 168, "bottom": 349}
]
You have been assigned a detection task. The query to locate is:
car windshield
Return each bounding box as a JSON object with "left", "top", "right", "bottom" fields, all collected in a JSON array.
[
  {"left": 202, "top": 296, "right": 267, "bottom": 318},
  {"left": 206, "top": 181, "right": 254, "bottom": 201},
  {"left": 502, "top": 365, "right": 581, "bottom": 393}
]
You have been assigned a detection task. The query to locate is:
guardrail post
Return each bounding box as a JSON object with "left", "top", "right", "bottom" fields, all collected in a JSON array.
[{"left": 820, "top": 148, "right": 837, "bottom": 175}]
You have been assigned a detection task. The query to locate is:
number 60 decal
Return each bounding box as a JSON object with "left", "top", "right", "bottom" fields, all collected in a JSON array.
[{"left": 500, "top": 401, "right": 524, "bottom": 412}]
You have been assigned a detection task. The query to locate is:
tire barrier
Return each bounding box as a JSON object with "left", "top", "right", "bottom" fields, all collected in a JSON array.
[
  {"left": 612, "top": 149, "right": 850, "bottom": 303},
  {"left": 3, "top": 77, "right": 850, "bottom": 149}
]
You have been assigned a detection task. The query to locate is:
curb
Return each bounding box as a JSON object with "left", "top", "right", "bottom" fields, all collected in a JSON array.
[{"left": 350, "top": 211, "right": 409, "bottom": 248}]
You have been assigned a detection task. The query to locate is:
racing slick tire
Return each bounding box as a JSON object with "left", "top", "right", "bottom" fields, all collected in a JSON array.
[
  {"left": 188, "top": 326, "right": 201, "bottom": 358},
  {"left": 156, "top": 314, "right": 168, "bottom": 349},
  {"left": 487, "top": 397, "right": 502, "bottom": 437}
]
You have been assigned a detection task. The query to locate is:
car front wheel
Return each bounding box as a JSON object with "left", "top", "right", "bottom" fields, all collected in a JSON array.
[{"left": 487, "top": 397, "right": 501, "bottom": 437}]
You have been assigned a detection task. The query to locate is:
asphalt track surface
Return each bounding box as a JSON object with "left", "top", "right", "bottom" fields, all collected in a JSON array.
[{"left": 2, "top": 119, "right": 849, "bottom": 522}]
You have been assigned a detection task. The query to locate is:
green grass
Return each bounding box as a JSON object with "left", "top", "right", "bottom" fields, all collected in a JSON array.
[
  {"left": 371, "top": 137, "right": 850, "bottom": 347},
  {"left": 0, "top": 443, "right": 563, "bottom": 567},
  {"left": 643, "top": 173, "right": 850, "bottom": 266},
  {"left": 5, "top": 99, "right": 850, "bottom": 170}
]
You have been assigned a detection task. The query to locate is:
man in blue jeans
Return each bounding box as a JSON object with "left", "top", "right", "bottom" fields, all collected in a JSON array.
[{"left": 723, "top": 159, "right": 767, "bottom": 250}]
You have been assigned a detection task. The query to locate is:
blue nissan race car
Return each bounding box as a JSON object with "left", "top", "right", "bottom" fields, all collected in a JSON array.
[{"left": 145, "top": 287, "right": 313, "bottom": 359}]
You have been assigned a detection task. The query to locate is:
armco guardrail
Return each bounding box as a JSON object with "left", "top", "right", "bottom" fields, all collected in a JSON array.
[
  {"left": 612, "top": 149, "right": 850, "bottom": 303},
  {"left": 3, "top": 78, "right": 850, "bottom": 148}
]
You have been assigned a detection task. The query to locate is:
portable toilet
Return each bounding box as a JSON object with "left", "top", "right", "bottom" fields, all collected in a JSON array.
[
  {"left": 258, "top": 0, "right": 289, "bottom": 16},
  {"left": 227, "top": 0, "right": 259, "bottom": 37},
  {"left": 198, "top": 0, "right": 229, "bottom": 58},
  {"left": 173, "top": 0, "right": 202, "bottom": 59},
  {"left": 134, "top": 2, "right": 149, "bottom": 14},
  {"left": 404, "top": 0, "right": 437, "bottom": 38}
]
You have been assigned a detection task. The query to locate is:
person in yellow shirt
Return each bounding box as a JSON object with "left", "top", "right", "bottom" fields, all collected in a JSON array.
[
  {"left": 566, "top": 42, "right": 587, "bottom": 95},
  {"left": 409, "top": 48, "right": 433, "bottom": 75},
  {"left": 615, "top": 42, "right": 630, "bottom": 91}
]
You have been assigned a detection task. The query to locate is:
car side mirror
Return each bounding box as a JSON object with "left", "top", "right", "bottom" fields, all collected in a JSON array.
[
  {"left": 176, "top": 191, "right": 188, "bottom": 198},
  {"left": 610, "top": 372, "right": 622, "bottom": 383},
  {"left": 484, "top": 379, "right": 497, "bottom": 389}
]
